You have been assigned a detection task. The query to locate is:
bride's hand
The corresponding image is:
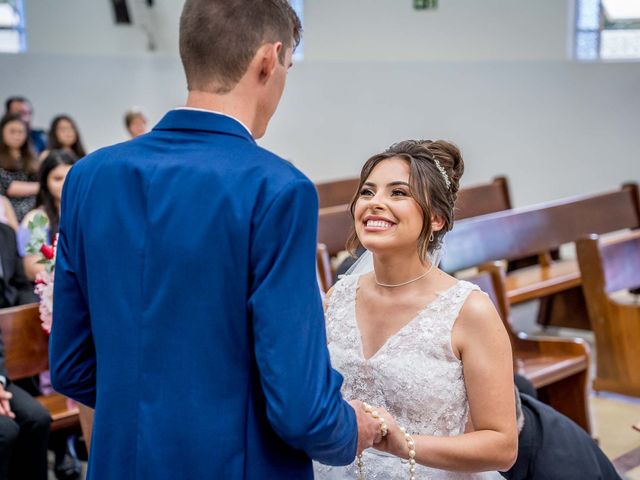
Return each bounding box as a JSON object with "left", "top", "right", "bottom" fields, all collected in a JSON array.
[{"left": 370, "top": 407, "right": 409, "bottom": 459}]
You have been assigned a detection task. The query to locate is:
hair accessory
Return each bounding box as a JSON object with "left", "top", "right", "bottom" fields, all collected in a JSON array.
[{"left": 432, "top": 158, "right": 451, "bottom": 189}]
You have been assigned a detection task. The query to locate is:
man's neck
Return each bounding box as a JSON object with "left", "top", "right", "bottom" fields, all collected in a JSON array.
[{"left": 185, "top": 90, "right": 257, "bottom": 137}]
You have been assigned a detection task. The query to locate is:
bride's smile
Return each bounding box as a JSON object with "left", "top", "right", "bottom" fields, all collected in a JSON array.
[{"left": 354, "top": 158, "right": 425, "bottom": 255}]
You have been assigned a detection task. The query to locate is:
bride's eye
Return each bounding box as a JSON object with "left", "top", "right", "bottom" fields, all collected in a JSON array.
[
  {"left": 391, "top": 189, "right": 409, "bottom": 196},
  {"left": 360, "top": 188, "right": 374, "bottom": 196}
]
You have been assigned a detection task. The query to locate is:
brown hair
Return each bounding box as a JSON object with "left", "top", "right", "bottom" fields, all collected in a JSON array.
[
  {"left": 48, "top": 115, "right": 87, "bottom": 158},
  {"left": 124, "top": 109, "right": 146, "bottom": 129},
  {"left": 346, "top": 139, "right": 465, "bottom": 263},
  {"left": 0, "top": 114, "right": 37, "bottom": 174},
  {"left": 179, "top": 0, "right": 302, "bottom": 94}
]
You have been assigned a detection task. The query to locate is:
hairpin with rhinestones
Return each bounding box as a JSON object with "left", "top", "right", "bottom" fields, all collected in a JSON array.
[{"left": 432, "top": 158, "right": 451, "bottom": 189}]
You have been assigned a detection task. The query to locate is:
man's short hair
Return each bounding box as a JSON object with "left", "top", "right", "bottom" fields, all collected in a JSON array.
[
  {"left": 179, "top": 0, "right": 302, "bottom": 94},
  {"left": 4, "top": 96, "right": 29, "bottom": 114}
]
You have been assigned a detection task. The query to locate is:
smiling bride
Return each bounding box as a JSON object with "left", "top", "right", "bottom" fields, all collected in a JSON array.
[{"left": 314, "top": 140, "right": 517, "bottom": 479}]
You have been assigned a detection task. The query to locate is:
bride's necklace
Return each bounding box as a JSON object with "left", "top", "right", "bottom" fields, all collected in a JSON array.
[{"left": 374, "top": 263, "right": 435, "bottom": 288}]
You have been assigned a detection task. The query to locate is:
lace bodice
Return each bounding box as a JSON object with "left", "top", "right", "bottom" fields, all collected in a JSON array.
[{"left": 314, "top": 275, "right": 501, "bottom": 479}]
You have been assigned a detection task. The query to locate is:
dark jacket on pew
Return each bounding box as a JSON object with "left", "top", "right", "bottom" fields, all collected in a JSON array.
[
  {"left": 0, "top": 223, "right": 37, "bottom": 308},
  {"left": 502, "top": 393, "right": 621, "bottom": 480}
]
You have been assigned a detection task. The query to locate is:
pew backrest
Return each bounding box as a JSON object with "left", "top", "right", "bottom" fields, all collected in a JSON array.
[
  {"left": 0, "top": 303, "right": 48, "bottom": 380},
  {"left": 316, "top": 177, "right": 359, "bottom": 209},
  {"left": 455, "top": 176, "right": 512, "bottom": 220},
  {"left": 441, "top": 183, "right": 640, "bottom": 273}
]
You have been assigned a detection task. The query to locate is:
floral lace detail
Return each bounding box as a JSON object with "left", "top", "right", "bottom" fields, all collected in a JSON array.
[{"left": 314, "top": 275, "right": 502, "bottom": 480}]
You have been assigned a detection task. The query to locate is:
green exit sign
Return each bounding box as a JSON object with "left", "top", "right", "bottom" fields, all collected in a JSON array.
[{"left": 414, "top": 0, "right": 438, "bottom": 9}]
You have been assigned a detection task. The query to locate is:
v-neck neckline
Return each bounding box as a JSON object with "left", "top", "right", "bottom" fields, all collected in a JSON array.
[{"left": 351, "top": 275, "right": 459, "bottom": 362}]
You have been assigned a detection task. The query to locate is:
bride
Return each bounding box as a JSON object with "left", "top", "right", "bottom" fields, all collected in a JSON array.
[{"left": 315, "top": 140, "right": 517, "bottom": 479}]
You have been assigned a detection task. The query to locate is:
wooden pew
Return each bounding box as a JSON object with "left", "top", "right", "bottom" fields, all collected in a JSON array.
[
  {"left": 315, "top": 177, "right": 359, "bottom": 209},
  {"left": 318, "top": 204, "right": 352, "bottom": 259},
  {"left": 440, "top": 183, "right": 640, "bottom": 329},
  {"left": 576, "top": 230, "right": 640, "bottom": 397},
  {"left": 465, "top": 263, "right": 592, "bottom": 433},
  {"left": 456, "top": 176, "right": 512, "bottom": 220},
  {"left": 316, "top": 243, "right": 333, "bottom": 294},
  {"left": 0, "top": 304, "right": 81, "bottom": 432}
]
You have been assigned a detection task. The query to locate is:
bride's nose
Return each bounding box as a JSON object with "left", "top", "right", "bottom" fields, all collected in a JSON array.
[{"left": 369, "top": 192, "right": 387, "bottom": 210}]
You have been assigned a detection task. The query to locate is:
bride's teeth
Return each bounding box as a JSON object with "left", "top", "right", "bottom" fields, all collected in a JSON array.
[{"left": 367, "top": 220, "right": 392, "bottom": 228}]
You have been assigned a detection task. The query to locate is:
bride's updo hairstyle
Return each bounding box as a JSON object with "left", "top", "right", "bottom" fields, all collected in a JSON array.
[{"left": 346, "top": 139, "right": 464, "bottom": 263}]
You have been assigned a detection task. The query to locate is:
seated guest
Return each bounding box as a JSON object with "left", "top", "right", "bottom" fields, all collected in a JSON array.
[
  {"left": 19, "top": 150, "right": 76, "bottom": 280},
  {"left": 124, "top": 108, "right": 148, "bottom": 138},
  {"left": 0, "top": 115, "right": 39, "bottom": 223},
  {"left": 0, "top": 197, "right": 18, "bottom": 231},
  {"left": 4, "top": 96, "right": 47, "bottom": 155},
  {"left": 41, "top": 115, "right": 86, "bottom": 160},
  {"left": 503, "top": 375, "right": 621, "bottom": 480},
  {"left": 0, "top": 328, "right": 51, "bottom": 480}
]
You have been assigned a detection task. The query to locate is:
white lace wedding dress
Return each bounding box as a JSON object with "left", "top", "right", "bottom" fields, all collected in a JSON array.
[{"left": 314, "top": 274, "right": 503, "bottom": 479}]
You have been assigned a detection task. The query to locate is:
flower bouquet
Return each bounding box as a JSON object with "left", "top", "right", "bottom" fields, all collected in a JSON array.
[{"left": 25, "top": 212, "right": 56, "bottom": 333}]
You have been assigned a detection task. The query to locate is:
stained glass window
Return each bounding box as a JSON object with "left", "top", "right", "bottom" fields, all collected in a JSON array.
[
  {"left": 575, "top": 0, "right": 640, "bottom": 60},
  {"left": 0, "top": 0, "right": 25, "bottom": 53}
]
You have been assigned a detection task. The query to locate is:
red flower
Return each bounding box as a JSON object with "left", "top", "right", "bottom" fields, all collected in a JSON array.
[
  {"left": 40, "top": 244, "right": 55, "bottom": 260},
  {"left": 35, "top": 278, "right": 46, "bottom": 285}
]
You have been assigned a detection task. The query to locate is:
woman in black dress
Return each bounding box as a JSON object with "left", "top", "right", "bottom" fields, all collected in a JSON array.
[{"left": 0, "top": 114, "right": 39, "bottom": 222}]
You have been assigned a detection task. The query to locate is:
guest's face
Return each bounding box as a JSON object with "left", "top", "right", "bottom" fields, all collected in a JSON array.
[
  {"left": 8, "top": 100, "right": 33, "bottom": 126},
  {"left": 2, "top": 119, "right": 27, "bottom": 150},
  {"left": 47, "top": 164, "right": 72, "bottom": 204},
  {"left": 128, "top": 116, "right": 147, "bottom": 138},
  {"left": 55, "top": 119, "right": 77, "bottom": 147},
  {"left": 354, "top": 158, "right": 425, "bottom": 256}
]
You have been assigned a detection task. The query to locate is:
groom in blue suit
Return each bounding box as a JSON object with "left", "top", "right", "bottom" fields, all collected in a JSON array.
[{"left": 49, "top": 1, "right": 381, "bottom": 478}]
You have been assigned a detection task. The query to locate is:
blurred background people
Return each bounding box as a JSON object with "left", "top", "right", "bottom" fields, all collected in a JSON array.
[
  {"left": 4, "top": 97, "right": 47, "bottom": 155},
  {"left": 0, "top": 114, "right": 39, "bottom": 223},
  {"left": 43, "top": 115, "right": 86, "bottom": 160},
  {"left": 124, "top": 108, "right": 148, "bottom": 139}
]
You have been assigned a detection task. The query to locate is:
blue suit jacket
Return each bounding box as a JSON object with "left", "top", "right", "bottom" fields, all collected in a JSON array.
[{"left": 50, "top": 110, "right": 357, "bottom": 479}]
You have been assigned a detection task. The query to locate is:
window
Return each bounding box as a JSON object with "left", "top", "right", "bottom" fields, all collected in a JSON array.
[
  {"left": 291, "top": 0, "right": 304, "bottom": 61},
  {"left": 0, "top": 0, "right": 25, "bottom": 53},
  {"left": 575, "top": 0, "right": 640, "bottom": 60}
]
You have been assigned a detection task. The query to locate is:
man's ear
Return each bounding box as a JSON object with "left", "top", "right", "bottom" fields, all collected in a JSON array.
[{"left": 257, "top": 42, "right": 283, "bottom": 84}]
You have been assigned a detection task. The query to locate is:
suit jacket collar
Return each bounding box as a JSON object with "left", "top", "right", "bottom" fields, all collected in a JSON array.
[{"left": 153, "top": 109, "right": 256, "bottom": 145}]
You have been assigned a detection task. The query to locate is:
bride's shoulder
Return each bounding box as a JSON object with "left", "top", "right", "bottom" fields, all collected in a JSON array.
[
  {"left": 454, "top": 282, "right": 504, "bottom": 336},
  {"left": 324, "top": 274, "right": 361, "bottom": 308}
]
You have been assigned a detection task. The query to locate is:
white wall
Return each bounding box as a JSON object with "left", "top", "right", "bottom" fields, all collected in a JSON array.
[
  {"left": 304, "top": 0, "right": 571, "bottom": 61},
  {"left": 24, "top": 0, "right": 181, "bottom": 56},
  {"left": 1, "top": 0, "right": 638, "bottom": 207}
]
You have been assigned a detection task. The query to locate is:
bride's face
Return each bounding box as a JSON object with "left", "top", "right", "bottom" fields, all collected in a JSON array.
[{"left": 354, "top": 157, "right": 425, "bottom": 255}]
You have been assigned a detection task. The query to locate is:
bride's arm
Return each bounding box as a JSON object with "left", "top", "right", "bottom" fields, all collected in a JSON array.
[{"left": 376, "top": 291, "right": 518, "bottom": 472}]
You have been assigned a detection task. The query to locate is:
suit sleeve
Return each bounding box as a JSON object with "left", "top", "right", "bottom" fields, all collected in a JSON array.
[
  {"left": 248, "top": 178, "right": 358, "bottom": 466},
  {"left": 49, "top": 166, "right": 97, "bottom": 407}
]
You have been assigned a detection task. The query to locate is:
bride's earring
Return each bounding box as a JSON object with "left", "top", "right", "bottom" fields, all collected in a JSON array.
[{"left": 429, "top": 232, "right": 434, "bottom": 243}]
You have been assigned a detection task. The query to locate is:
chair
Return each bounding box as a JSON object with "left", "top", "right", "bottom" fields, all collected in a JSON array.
[
  {"left": 0, "top": 304, "right": 81, "bottom": 432},
  {"left": 576, "top": 230, "right": 640, "bottom": 397},
  {"left": 465, "top": 263, "right": 592, "bottom": 433}
]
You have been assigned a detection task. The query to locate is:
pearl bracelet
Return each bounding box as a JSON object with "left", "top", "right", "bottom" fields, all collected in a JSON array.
[{"left": 357, "top": 403, "right": 417, "bottom": 479}]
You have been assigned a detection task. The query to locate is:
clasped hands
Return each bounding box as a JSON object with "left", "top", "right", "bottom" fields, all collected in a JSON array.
[{"left": 349, "top": 399, "right": 407, "bottom": 459}]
